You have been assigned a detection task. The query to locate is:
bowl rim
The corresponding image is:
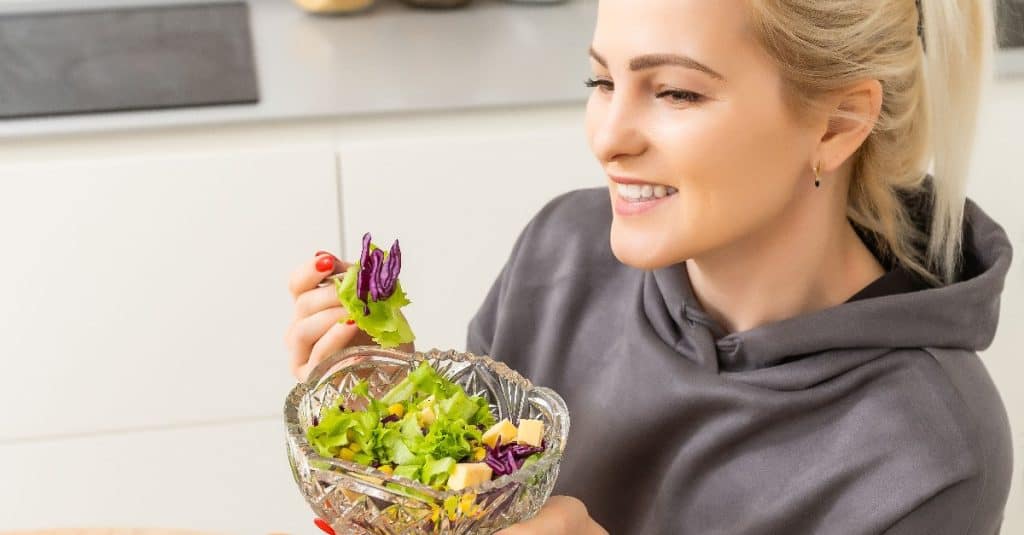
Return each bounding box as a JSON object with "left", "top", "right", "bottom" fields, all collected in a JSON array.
[{"left": 284, "top": 345, "right": 570, "bottom": 502}]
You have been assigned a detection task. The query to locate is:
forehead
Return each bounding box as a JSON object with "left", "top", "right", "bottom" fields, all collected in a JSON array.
[{"left": 592, "top": 0, "right": 753, "bottom": 60}]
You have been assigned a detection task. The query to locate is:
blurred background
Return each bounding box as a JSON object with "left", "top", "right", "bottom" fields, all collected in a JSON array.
[{"left": 0, "top": 0, "right": 1020, "bottom": 532}]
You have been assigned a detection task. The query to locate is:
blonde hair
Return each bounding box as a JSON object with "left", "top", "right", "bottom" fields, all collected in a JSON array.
[{"left": 746, "top": 0, "right": 995, "bottom": 285}]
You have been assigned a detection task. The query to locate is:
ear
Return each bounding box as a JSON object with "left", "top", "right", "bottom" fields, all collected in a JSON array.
[{"left": 816, "top": 79, "right": 883, "bottom": 173}]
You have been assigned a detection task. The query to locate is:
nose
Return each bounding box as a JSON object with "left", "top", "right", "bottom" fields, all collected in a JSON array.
[{"left": 589, "top": 93, "right": 647, "bottom": 163}]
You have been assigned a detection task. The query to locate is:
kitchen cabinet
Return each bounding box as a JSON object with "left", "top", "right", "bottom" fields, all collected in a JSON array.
[
  {"left": 0, "top": 418, "right": 309, "bottom": 533},
  {"left": 0, "top": 147, "right": 340, "bottom": 440}
]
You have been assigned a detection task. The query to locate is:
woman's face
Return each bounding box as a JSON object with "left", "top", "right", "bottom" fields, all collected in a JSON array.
[{"left": 585, "top": 0, "right": 823, "bottom": 270}]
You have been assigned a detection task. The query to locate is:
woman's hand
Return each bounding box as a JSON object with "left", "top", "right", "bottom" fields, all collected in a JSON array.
[
  {"left": 285, "top": 251, "right": 412, "bottom": 381},
  {"left": 286, "top": 251, "right": 366, "bottom": 381},
  {"left": 496, "top": 496, "right": 607, "bottom": 535}
]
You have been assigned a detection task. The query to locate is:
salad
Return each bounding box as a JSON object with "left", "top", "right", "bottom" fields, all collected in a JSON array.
[
  {"left": 307, "top": 360, "right": 547, "bottom": 493},
  {"left": 334, "top": 232, "right": 416, "bottom": 348}
]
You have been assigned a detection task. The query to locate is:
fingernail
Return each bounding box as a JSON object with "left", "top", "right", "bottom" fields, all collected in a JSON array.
[
  {"left": 346, "top": 319, "right": 356, "bottom": 325},
  {"left": 314, "top": 518, "right": 336, "bottom": 535},
  {"left": 315, "top": 255, "right": 335, "bottom": 272},
  {"left": 315, "top": 250, "right": 334, "bottom": 258}
]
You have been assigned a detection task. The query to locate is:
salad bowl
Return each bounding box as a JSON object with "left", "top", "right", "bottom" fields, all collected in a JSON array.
[{"left": 284, "top": 346, "right": 570, "bottom": 534}]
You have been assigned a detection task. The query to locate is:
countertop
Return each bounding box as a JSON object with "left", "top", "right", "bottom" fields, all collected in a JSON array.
[{"left": 0, "top": 0, "right": 596, "bottom": 139}]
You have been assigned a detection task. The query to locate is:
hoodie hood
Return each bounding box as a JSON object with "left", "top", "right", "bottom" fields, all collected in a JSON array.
[{"left": 645, "top": 195, "right": 1013, "bottom": 374}]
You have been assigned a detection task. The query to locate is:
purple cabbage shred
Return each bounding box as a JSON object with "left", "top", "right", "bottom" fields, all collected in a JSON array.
[
  {"left": 483, "top": 438, "right": 546, "bottom": 477},
  {"left": 355, "top": 232, "right": 403, "bottom": 316}
]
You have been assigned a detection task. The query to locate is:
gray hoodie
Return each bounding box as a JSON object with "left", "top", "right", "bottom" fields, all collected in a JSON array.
[{"left": 467, "top": 187, "right": 1013, "bottom": 534}]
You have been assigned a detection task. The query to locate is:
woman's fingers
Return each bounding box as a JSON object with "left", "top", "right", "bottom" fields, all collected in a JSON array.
[
  {"left": 299, "top": 320, "right": 367, "bottom": 381},
  {"left": 286, "top": 306, "right": 349, "bottom": 379},
  {"left": 294, "top": 285, "right": 345, "bottom": 320},
  {"left": 288, "top": 252, "right": 349, "bottom": 299},
  {"left": 496, "top": 496, "right": 607, "bottom": 535}
]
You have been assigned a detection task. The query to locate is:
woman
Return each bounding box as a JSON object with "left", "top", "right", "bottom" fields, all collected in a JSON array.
[{"left": 286, "top": 0, "right": 1013, "bottom": 533}]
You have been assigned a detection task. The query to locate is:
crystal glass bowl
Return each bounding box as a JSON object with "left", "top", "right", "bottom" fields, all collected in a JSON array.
[{"left": 284, "top": 346, "right": 570, "bottom": 534}]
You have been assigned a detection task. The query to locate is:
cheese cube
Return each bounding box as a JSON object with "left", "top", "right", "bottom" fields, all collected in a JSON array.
[
  {"left": 481, "top": 419, "right": 517, "bottom": 448},
  {"left": 516, "top": 419, "right": 545, "bottom": 447},
  {"left": 447, "top": 463, "right": 493, "bottom": 491},
  {"left": 418, "top": 395, "right": 437, "bottom": 426},
  {"left": 419, "top": 405, "right": 436, "bottom": 426}
]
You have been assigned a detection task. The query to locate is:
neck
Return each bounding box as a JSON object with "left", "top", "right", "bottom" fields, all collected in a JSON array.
[{"left": 685, "top": 178, "right": 885, "bottom": 334}]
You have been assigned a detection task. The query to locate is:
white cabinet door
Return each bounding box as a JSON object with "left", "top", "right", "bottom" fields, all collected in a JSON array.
[
  {"left": 0, "top": 148, "right": 339, "bottom": 440},
  {"left": 338, "top": 127, "right": 602, "bottom": 352},
  {"left": 0, "top": 418, "right": 311, "bottom": 533}
]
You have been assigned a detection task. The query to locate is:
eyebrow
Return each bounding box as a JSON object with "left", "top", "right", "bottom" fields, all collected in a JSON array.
[{"left": 589, "top": 46, "right": 726, "bottom": 82}]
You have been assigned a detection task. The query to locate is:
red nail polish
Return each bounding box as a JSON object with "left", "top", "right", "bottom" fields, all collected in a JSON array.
[
  {"left": 346, "top": 319, "right": 356, "bottom": 325},
  {"left": 314, "top": 518, "right": 336, "bottom": 535},
  {"left": 315, "top": 255, "right": 335, "bottom": 272}
]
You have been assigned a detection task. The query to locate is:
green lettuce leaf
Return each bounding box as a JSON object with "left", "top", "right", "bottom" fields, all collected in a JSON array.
[
  {"left": 335, "top": 262, "right": 415, "bottom": 348},
  {"left": 306, "top": 360, "right": 498, "bottom": 490},
  {"left": 421, "top": 456, "right": 457, "bottom": 488}
]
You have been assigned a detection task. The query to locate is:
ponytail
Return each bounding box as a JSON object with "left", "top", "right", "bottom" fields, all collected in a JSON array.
[{"left": 920, "top": 0, "right": 995, "bottom": 283}]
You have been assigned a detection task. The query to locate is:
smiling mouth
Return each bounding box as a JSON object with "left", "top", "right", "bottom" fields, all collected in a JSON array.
[{"left": 615, "top": 182, "right": 679, "bottom": 203}]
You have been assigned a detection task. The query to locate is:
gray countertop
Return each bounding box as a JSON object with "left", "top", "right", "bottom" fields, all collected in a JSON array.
[{"left": 0, "top": 0, "right": 595, "bottom": 139}]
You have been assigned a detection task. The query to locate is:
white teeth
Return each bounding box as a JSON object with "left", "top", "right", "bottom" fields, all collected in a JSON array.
[{"left": 616, "top": 182, "right": 677, "bottom": 202}]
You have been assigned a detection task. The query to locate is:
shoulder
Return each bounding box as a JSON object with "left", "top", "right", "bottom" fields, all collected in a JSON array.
[
  {"left": 875, "top": 348, "right": 1010, "bottom": 469},
  {"left": 874, "top": 348, "right": 1013, "bottom": 533},
  {"left": 518, "top": 187, "right": 612, "bottom": 250},
  {"left": 919, "top": 348, "right": 1013, "bottom": 521},
  {"left": 465, "top": 187, "right": 623, "bottom": 361},
  {"left": 912, "top": 348, "right": 1011, "bottom": 472},
  {"left": 504, "top": 187, "right": 619, "bottom": 282}
]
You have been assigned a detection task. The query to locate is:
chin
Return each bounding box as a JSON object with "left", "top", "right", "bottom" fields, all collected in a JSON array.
[{"left": 609, "top": 221, "right": 687, "bottom": 271}]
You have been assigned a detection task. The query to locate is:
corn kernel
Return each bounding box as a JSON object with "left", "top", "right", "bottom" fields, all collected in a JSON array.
[
  {"left": 472, "top": 447, "right": 486, "bottom": 462},
  {"left": 388, "top": 403, "right": 405, "bottom": 418},
  {"left": 459, "top": 493, "right": 477, "bottom": 515},
  {"left": 378, "top": 464, "right": 394, "bottom": 475},
  {"left": 348, "top": 443, "right": 362, "bottom": 453},
  {"left": 339, "top": 447, "right": 356, "bottom": 461}
]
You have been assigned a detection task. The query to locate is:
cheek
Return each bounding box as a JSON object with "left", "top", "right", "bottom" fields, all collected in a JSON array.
[{"left": 610, "top": 100, "right": 810, "bottom": 268}]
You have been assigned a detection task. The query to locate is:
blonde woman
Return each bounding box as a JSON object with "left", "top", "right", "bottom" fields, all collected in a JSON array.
[{"left": 287, "top": 0, "right": 1013, "bottom": 533}]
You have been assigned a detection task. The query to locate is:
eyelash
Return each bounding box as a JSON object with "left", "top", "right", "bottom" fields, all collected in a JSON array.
[{"left": 583, "top": 77, "right": 705, "bottom": 104}]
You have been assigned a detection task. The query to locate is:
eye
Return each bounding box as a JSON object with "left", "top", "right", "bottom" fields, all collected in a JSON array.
[
  {"left": 656, "top": 89, "right": 704, "bottom": 104},
  {"left": 584, "top": 77, "right": 614, "bottom": 92}
]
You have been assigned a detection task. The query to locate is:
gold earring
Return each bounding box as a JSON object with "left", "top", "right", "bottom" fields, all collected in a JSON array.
[{"left": 814, "top": 162, "right": 821, "bottom": 188}]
